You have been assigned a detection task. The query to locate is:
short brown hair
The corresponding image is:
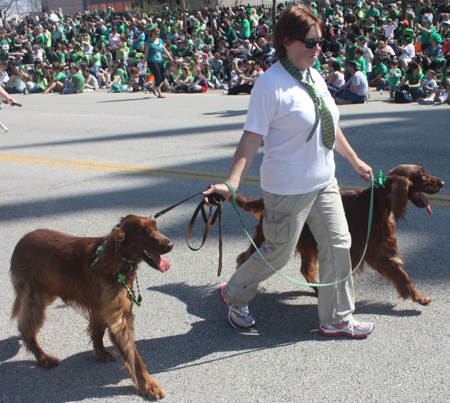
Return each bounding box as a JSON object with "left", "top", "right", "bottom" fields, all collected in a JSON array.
[{"left": 273, "top": 5, "right": 323, "bottom": 60}]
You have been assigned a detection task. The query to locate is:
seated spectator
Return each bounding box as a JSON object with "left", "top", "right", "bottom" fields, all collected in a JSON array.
[
  {"left": 399, "top": 61, "right": 426, "bottom": 101},
  {"left": 387, "top": 58, "right": 402, "bottom": 99},
  {"left": 186, "top": 66, "right": 208, "bottom": 93},
  {"left": 223, "top": 59, "right": 264, "bottom": 95},
  {"left": 210, "top": 52, "right": 224, "bottom": 82},
  {"left": 396, "top": 29, "right": 416, "bottom": 70},
  {"left": 60, "top": 65, "right": 86, "bottom": 94},
  {"left": 423, "top": 33, "right": 444, "bottom": 71},
  {"left": 239, "top": 39, "right": 253, "bottom": 57},
  {"left": 325, "top": 59, "right": 346, "bottom": 96},
  {"left": 417, "top": 69, "right": 438, "bottom": 102},
  {"left": 43, "top": 63, "right": 66, "bottom": 94},
  {"left": 173, "top": 65, "right": 193, "bottom": 92},
  {"left": 328, "top": 35, "right": 343, "bottom": 58},
  {"left": 26, "top": 69, "right": 47, "bottom": 94},
  {"left": 375, "top": 40, "right": 396, "bottom": 60},
  {"left": 334, "top": 60, "right": 369, "bottom": 104},
  {"left": 417, "top": 73, "right": 450, "bottom": 104},
  {"left": 369, "top": 57, "right": 388, "bottom": 88},
  {"left": 4, "top": 66, "right": 26, "bottom": 94},
  {"left": 354, "top": 47, "right": 367, "bottom": 76}
]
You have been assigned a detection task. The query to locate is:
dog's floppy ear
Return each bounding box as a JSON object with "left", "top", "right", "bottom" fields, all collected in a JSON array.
[
  {"left": 387, "top": 175, "right": 411, "bottom": 221},
  {"left": 93, "top": 226, "right": 125, "bottom": 275},
  {"left": 234, "top": 194, "right": 265, "bottom": 219}
]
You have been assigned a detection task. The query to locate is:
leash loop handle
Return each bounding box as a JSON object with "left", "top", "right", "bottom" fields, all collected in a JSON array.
[
  {"left": 224, "top": 177, "right": 375, "bottom": 288},
  {"left": 185, "top": 198, "right": 223, "bottom": 276}
]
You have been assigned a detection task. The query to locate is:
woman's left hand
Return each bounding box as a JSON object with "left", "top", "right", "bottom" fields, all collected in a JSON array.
[{"left": 353, "top": 159, "right": 373, "bottom": 182}]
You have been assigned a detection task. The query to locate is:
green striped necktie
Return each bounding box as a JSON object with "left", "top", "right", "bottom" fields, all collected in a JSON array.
[{"left": 280, "top": 57, "right": 335, "bottom": 150}]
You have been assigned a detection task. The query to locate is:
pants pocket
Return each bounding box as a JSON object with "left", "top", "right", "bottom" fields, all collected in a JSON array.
[{"left": 262, "top": 208, "right": 290, "bottom": 244}]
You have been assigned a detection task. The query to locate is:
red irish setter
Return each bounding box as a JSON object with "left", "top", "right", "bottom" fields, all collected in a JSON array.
[
  {"left": 10, "top": 215, "right": 173, "bottom": 400},
  {"left": 235, "top": 165, "right": 444, "bottom": 305}
]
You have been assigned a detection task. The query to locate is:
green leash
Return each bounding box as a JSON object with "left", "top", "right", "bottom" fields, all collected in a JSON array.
[{"left": 224, "top": 177, "right": 375, "bottom": 287}]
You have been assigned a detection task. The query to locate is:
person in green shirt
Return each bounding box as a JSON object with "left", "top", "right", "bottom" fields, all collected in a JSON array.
[
  {"left": 386, "top": 4, "right": 400, "bottom": 22},
  {"left": 365, "top": 2, "right": 380, "bottom": 19},
  {"left": 399, "top": 61, "right": 426, "bottom": 101},
  {"left": 61, "top": 65, "right": 85, "bottom": 94},
  {"left": 27, "top": 70, "right": 47, "bottom": 94},
  {"left": 354, "top": 47, "right": 366, "bottom": 76},
  {"left": 344, "top": 33, "right": 358, "bottom": 79},
  {"left": 417, "top": 16, "right": 436, "bottom": 51},
  {"left": 369, "top": 57, "right": 388, "bottom": 88},
  {"left": 239, "top": 13, "right": 251, "bottom": 39},
  {"left": 43, "top": 64, "right": 66, "bottom": 94},
  {"left": 324, "top": 1, "right": 334, "bottom": 19},
  {"left": 387, "top": 58, "right": 402, "bottom": 98},
  {"left": 220, "top": 20, "right": 237, "bottom": 45}
]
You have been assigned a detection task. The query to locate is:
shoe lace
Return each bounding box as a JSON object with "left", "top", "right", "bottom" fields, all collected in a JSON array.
[{"left": 347, "top": 319, "right": 360, "bottom": 336}]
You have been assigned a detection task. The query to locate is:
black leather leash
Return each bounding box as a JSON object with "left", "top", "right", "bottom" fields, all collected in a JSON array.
[{"left": 150, "top": 189, "right": 226, "bottom": 276}]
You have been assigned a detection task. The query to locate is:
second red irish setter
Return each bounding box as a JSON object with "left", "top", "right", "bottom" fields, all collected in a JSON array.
[{"left": 235, "top": 165, "right": 444, "bottom": 305}]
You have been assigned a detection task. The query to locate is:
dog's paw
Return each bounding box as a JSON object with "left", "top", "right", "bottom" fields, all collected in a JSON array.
[
  {"left": 37, "top": 354, "right": 60, "bottom": 369},
  {"left": 140, "top": 380, "right": 166, "bottom": 401},
  {"left": 415, "top": 295, "right": 432, "bottom": 306},
  {"left": 94, "top": 348, "right": 118, "bottom": 363}
]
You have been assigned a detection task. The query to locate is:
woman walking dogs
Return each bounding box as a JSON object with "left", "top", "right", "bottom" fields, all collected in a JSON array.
[{"left": 203, "top": 6, "right": 374, "bottom": 338}]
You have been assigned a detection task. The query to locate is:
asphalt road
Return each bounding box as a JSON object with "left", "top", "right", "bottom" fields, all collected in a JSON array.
[{"left": 0, "top": 89, "right": 449, "bottom": 403}]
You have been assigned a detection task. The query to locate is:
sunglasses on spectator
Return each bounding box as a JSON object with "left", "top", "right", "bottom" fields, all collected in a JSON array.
[{"left": 297, "top": 37, "right": 325, "bottom": 48}]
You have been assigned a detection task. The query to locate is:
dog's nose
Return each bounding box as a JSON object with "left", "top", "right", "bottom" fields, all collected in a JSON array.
[{"left": 164, "top": 242, "right": 174, "bottom": 252}]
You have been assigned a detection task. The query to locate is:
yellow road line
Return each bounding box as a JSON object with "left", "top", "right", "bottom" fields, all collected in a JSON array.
[{"left": 0, "top": 153, "right": 448, "bottom": 206}]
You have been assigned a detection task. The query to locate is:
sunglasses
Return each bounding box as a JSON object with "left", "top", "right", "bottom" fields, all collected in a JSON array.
[{"left": 297, "top": 37, "right": 325, "bottom": 49}]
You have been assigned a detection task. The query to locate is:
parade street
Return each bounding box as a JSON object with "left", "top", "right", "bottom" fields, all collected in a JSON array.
[{"left": 0, "top": 90, "right": 449, "bottom": 403}]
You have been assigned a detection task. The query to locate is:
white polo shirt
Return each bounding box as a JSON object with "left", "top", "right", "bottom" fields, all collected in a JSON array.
[{"left": 244, "top": 61, "right": 339, "bottom": 195}]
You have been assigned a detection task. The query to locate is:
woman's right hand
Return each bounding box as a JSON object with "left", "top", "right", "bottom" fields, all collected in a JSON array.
[{"left": 202, "top": 183, "right": 232, "bottom": 206}]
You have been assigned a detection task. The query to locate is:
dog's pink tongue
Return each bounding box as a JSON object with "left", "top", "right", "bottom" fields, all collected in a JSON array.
[
  {"left": 418, "top": 192, "right": 432, "bottom": 215},
  {"left": 149, "top": 253, "right": 171, "bottom": 273}
]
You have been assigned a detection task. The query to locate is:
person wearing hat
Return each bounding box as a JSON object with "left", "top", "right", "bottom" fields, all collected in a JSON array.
[
  {"left": 328, "top": 34, "right": 343, "bottom": 57},
  {"left": 353, "top": 2, "right": 364, "bottom": 22},
  {"left": 417, "top": 15, "right": 436, "bottom": 51},
  {"left": 396, "top": 28, "right": 416, "bottom": 70},
  {"left": 356, "top": 35, "right": 374, "bottom": 78},
  {"left": 334, "top": 59, "right": 369, "bottom": 104},
  {"left": 344, "top": 9, "right": 357, "bottom": 25},
  {"left": 424, "top": 32, "right": 444, "bottom": 71},
  {"left": 387, "top": 4, "right": 400, "bottom": 23},
  {"left": 239, "top": 12, "right": 252, "bottom": 40},
  {"left": 395, "top": 19, "right": 409, "bottom": 41}
]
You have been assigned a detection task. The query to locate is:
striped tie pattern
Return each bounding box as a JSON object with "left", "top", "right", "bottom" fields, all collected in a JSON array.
[{"left": 280, "top": 58, "right": 335, "bottom": 150}]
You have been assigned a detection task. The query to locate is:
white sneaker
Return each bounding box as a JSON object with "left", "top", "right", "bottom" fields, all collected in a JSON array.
[
  {"left": 319, "top": 319, "right": 374, "bottom": 338},
  {"left": 223, "top": 91, "right": 228, "bottom": 95},
  {"left": 218, "top": 284, "right": 255, "bottom": 328},
  {"left": 438, "top": 94, "right": 448, "bottom": 104}
]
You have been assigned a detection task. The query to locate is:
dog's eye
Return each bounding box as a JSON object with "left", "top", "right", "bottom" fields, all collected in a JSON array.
[{"left": 139, "top": 228, "right": 149, "bottom": 236}]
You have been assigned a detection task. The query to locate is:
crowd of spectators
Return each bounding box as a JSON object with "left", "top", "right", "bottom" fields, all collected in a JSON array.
[{"left": 0, "top": 1, "right": 448, "bottom": 104}]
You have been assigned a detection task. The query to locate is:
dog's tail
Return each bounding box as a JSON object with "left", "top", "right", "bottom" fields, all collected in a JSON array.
[{"left": 234, "top": 194, "right": 265, "bottom": 219}]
